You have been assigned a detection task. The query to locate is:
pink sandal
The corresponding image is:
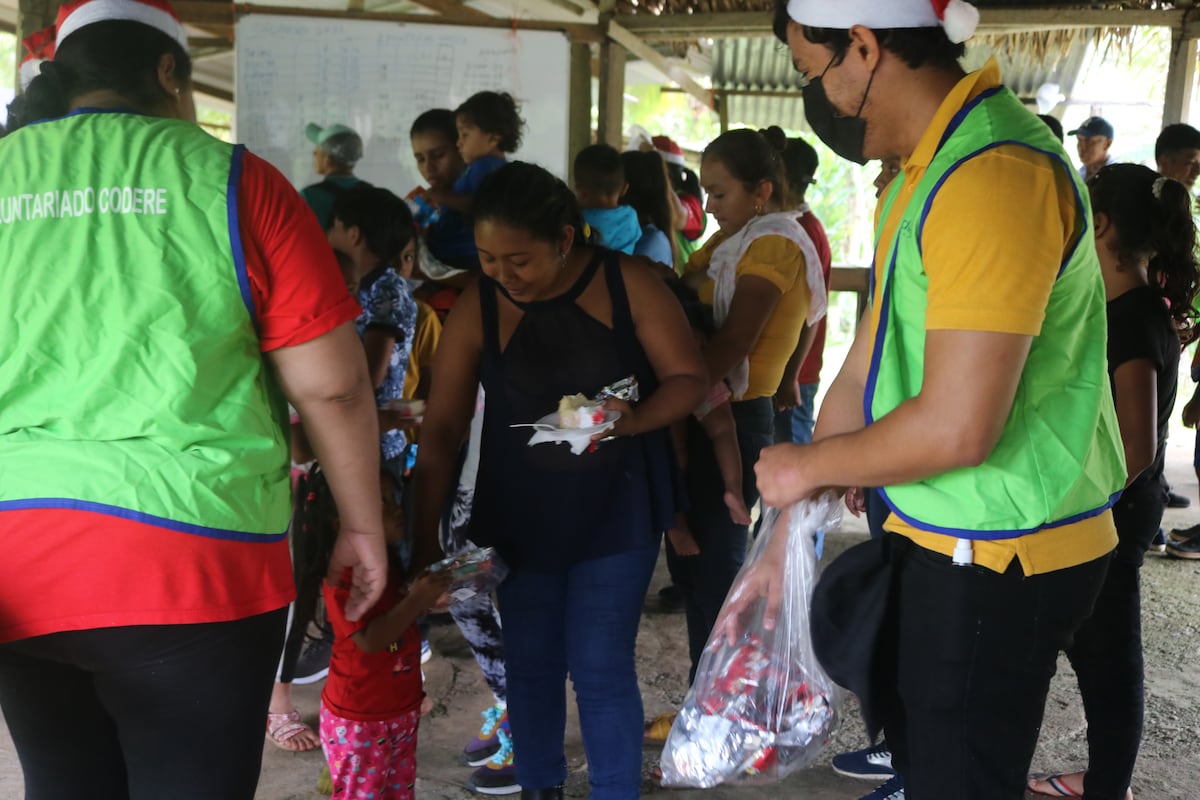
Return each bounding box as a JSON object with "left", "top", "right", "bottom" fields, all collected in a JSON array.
[{"left": 266, "top": 709, "right": 319, "bottom": 752}]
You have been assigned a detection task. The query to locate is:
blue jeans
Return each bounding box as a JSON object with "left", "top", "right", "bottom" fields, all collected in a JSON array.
[
  {"left": 670, "top": 397, "right": 774, "bottom": 681},
  {"left": 495, "top": 545, "right": 658, "bottom": 799},
  {"left": 772, "top": 382, "right": 820, "bottom": 445}
]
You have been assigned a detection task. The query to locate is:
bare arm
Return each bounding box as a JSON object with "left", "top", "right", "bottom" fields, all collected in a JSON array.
[
  {"left": 352, "top": 570, "right": 454, "bottom": 653},
  {"left": 604, "top": 259, "right": 707, "bottom": 437},
  {"left": 812, "top": 311, "right": 872, "bottom": 442},
  {"left": 756, "top": 328, "right": 1033, "bottom": 507},
  {"left": 704, "top": 275, "right": 782, "bottom": 388},
  {"left": 268, "top": 321, "right": 387, "bottom": 620},
  {"left": 409, "top": 282, "right": 485, "bottom": 575},
  {"left": 774, "top": 323, "right": 818, "bottom": 410},
  {"left": 1111, "top": 359, "right": 1156, "bottom": 486},
  {"left": 361, "top": 329, "right": 397, "bottom": 388},
  {"left": 425, "top": 187, "right": 473, "bottom": 213}
]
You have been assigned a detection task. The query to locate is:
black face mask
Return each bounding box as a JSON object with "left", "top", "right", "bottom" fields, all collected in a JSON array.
[{"left": 802, "top": 54, "right": 877, "bottom": 166}]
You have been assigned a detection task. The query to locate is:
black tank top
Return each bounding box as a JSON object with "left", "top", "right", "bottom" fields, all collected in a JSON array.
[{"left": 469, "top": 249, "right": 678, "bottom": 572}]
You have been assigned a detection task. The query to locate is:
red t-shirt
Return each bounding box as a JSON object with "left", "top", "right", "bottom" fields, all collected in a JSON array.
[
  {"left": 321, "top": 571, "right": 424, "bottom": 721},
  {"left": 0, "top": 150, "right": 360, "bottom": 644},
  {"left": 797, "top": 210, "right": 833, "bottom": 386}
]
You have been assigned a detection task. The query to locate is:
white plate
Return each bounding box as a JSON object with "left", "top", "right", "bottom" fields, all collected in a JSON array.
[{"left": 514, "top": 410, "right": 621, "bottom": 436}]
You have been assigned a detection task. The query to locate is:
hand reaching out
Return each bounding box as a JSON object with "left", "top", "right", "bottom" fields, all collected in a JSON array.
[{"left": 327, "top": 528, "right": 388, "bottom": 621}]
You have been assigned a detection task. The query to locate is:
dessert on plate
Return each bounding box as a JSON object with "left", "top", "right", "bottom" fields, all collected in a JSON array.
[{"left": 557, "top": 393, "right": 607, "bottom": 429}]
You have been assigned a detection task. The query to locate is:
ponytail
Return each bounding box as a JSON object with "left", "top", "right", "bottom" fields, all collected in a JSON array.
[
  {"left": 1149, "top": 175, "right": 1200, "bottom": 343},
  {"left": 1090, "top": 163, "right": 1200, "bottom": 343}
]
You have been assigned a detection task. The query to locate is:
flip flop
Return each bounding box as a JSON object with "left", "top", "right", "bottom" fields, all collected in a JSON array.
[
  {"left": 643, "top": 711, "right": 677, "bottom": 745},
  {"left": 1027, "top": 773, "right": 1082, "bottom": 797}
]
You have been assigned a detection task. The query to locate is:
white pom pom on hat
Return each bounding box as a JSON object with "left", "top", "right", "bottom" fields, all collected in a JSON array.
[
  {"left": 19, "top": 25, "right": 55, "bottom": 90},
  {"left": 786, "top": 0, "right": 979, "bottom": 44}
]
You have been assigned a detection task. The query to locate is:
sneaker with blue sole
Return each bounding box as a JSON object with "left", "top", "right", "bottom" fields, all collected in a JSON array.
[
  {"left": 466, "top": 728, "right": 520, "bottom": 795},
  {"left": 831, "top": 740, "right": 896, "bottom": 780},
  {"left": 859, "top": 775, "right": 904, "bottom": 800}
]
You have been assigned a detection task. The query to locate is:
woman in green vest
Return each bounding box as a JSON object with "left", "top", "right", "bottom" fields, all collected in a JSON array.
[{"left": 0, "top": 3, "right": 387, "bottom": 798}]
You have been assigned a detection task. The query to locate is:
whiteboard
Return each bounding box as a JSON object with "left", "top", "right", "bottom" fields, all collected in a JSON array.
[{"left": 234, "top": 15, "right": 571, "bottom": 198}]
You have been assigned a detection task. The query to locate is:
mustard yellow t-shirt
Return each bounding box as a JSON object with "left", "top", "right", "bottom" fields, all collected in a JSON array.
[
  {"left": 402, "top": 300, "right": 442, "bottom": 401},
  {"left": 870, "top": 58, "right": 1117, "bottom": 576},
  {"left": 686, "top": 233, "right": 812, "bottom": 400}
]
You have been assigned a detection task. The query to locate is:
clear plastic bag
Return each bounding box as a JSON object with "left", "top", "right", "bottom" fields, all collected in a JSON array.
[
  {"left": 660, "top": 493, "right": 844, "bottom": 788},
  {"left": 427, "top": 546, "right": 509, "bottom": 608}
]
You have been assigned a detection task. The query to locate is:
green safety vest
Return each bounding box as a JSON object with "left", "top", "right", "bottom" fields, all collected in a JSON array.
[
  {"left": 0, "top": 111, "right": 291, "bottom": 539},
  {"left": 868, "top": 86, "right": 1126, "bottom": 539}
]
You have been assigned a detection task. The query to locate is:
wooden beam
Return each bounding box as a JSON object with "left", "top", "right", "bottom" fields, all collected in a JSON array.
[
  {"left": 406, "top": 0, "right": 490, "bottom": 19},
  {"left": 614, "top": 7, "right": 1187, "bottom": 42},
  {"left": 717, "top": 91, "right": 729, "bottom": 133},
  {"left": 605, "top": 18, "right": 713, "bottom": 110},
  {"left": 1164, "top": 27, "right": 1199, "bottom": 126},
  {"left": 172, "top": 1, "right": 602, "bottom": 41},
  {"left": 597, "top": 24, "right": 625, "bottom": 146},
  {"left": 15, "top": 0, "right": 57, "bottom": 95},
  {"left": 568, "top": 41, "right": 593, "bottom": 182},
  {"left": 193, "top": 79, "right": 234, "bottom": 103}
]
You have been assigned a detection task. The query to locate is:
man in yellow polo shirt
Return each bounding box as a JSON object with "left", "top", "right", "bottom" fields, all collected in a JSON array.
[{"left": 748, "top": 1, "right": 1125, "bottom": 799}]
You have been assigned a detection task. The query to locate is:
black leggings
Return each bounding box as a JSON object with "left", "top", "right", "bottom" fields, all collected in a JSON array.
[{"left": 0, "top": 609, "right": 287, "bottom": 800}]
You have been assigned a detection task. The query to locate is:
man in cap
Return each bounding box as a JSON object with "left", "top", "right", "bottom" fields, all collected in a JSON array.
[
  {"left": 302, "top": 122, "right": 366, "bottom": 229},
  {"left": 1069, "top": 115, "right": 1116, "bottom": 182},
  {"left": 745, "top": 1, "right": 1124, "bottom": 798}
]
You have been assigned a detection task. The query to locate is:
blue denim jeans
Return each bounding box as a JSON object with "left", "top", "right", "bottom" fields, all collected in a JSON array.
[
  {"left": 772, "top": 382, "right": 820, "bottom": 445},
  {"left": 495, "top": 545, "right": 659, "bottom": 799},
  {"left": 670, "top": 397, "right": 774, "bottom": 681}
]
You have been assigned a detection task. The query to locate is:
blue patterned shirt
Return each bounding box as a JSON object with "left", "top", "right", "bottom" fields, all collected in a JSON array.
[{"left": 356, "top": 265, "right": 417, "bottom": 462}]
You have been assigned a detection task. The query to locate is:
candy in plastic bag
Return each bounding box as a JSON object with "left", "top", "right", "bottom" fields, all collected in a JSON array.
[
  {"left": 660, "top": 493, "right": 843, "bottom": 788},
  {"left": 427, "top": 547, "right": 509, "bottom": 608}
]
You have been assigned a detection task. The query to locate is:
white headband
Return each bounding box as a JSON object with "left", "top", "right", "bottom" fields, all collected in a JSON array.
[{"left": 785, "top": 0, "right": 979, "bottom": 44}]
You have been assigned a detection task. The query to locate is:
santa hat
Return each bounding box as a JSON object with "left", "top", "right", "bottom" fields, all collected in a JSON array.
[
  {"left": 651, "top": 135, "right": 687, "bottom": 167},
  {"left": 18, "top": 26, "right": 55, "bottom": 91},
  {"left": 786, "top": 0, "right": 979, "bottom": 45},
  {"left": 56, "top": 0, "right": 188, "bottom": 51}
]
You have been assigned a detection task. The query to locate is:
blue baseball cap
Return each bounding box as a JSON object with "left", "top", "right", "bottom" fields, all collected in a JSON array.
[{"left": 1068, "top": 116, "right": 1115, "bottom": 140}]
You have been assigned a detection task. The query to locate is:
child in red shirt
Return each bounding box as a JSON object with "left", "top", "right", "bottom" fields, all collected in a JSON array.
[{"left": 297, "top": 468, "right": 451, "bottom": 800}]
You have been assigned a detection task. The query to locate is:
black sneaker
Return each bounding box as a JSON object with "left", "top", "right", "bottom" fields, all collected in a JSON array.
[
  {"left": 1169, "top": 522, "right": 1200, "bottom": 543},
  {"left": 1167, "top": 534, "right": 1200, "bottom": 559},
  {"left": 831, "top": 740, "right": 896, "bottom": 780},
  {"left": 657, "top": 584, "right": 685, "bottom": 613},
  {"left": 858, "top": 775, "right": 904, "bottom": 800},
  {"left": 293, "top": 632, "right": 332, "bottom": 685},
  {"left": 1167, "top": 491, "right": 1192, "bottom": 509}
]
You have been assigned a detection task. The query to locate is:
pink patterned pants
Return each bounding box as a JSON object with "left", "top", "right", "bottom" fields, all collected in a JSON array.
[{"left": 319, "top": 704, "right": 419, "bottom": 800}]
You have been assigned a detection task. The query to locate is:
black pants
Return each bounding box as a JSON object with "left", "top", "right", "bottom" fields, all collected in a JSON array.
[
  {"left": 668, "top": 397, "right": 774, "bottom": 682},
  {"left": 0, "top": 609, "right": 287, "bottom": 800},
  {"left": 879, "top": 535, "right": 1109, "bottom": 800},
  {"left": 1066, "top": 482, "right": 1162, "bottom": 800}
]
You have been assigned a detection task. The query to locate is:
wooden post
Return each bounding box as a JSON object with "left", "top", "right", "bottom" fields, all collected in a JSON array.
[
  {"left": 568, "top": 42, "right": 592, "bottom": 181},
  {"left": 1164, "top": 27, "right": 1198, "bottom": 126},
  {"left": 15, "top": 0, "right": 58, "bottom": 94},
  {"left": 596, "top": 21, "right": 625, "bottom": 147},
  {"left": 717, "top": 91, "right": 730, "bottom": 133}
]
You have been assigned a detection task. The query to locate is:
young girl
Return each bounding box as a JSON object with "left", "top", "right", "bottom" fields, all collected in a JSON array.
[
  {"left": 620, "top": 149, "right": 679, "bottom": 269},
  {"left": 1028, "top": 164, "right": 1199, "bottom": 799},
  {"left": 663, "top": 281, "right": 752, "bottom": 559},
  {"left": 292, "top": 466, "right": 452, "bottom": 800},
  {"left": 425, "top": 91, "right": 525, "bottom": 271}
]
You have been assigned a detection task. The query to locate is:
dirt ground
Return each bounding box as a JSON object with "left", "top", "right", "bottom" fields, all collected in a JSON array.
[{"left": 1, "top": 441, "right": 1198, "bottom": 799}]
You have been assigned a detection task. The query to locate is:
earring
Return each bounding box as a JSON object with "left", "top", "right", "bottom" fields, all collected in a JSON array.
[
  {"left": 560, "top": 251, "right": 568, "bottom": 268},
  {"left": 754, "top": 203, "right": 763, "bottom": 215}
]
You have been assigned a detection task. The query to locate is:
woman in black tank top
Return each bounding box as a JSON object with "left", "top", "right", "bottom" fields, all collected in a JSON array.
[{"left": 411, "top": 163, "right": 706, "bottom": 799}]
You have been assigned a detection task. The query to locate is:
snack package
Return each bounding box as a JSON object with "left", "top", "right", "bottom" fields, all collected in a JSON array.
[
  {"left": 427, "top": 547, "right": 509, "bottom": 608},
  {"left": 660, "top": 494, "right": 843, "bottom": 788}
]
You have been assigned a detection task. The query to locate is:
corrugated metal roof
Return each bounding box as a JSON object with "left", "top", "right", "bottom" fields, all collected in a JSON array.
[{"left": 711, "top": 32, "right": 1096, "bottom": 134}]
